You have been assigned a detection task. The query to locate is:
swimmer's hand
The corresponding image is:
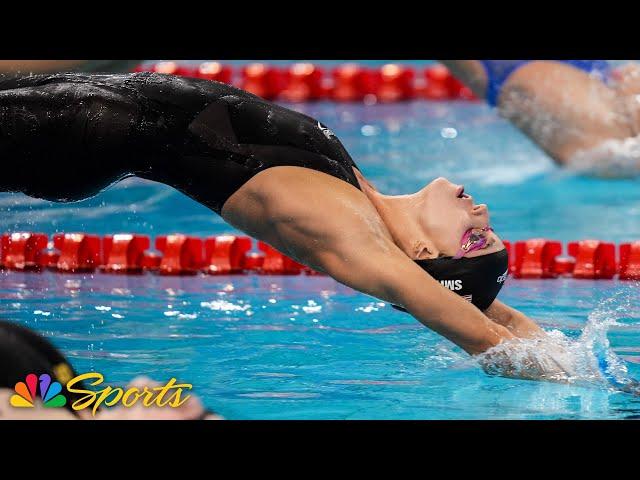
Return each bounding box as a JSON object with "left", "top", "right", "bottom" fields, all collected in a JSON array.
[
  {"left": 94, "top": 376, "right": 223, "bottom": 421},
  {"left": 475, "top": 337, "right": 578, "bottom": 383},
  {"left": 476, "top": 301, "right": 580, "bottom": 382}
]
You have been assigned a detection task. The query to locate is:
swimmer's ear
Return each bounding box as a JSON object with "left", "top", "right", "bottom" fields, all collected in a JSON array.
[{"left": 414, "top": 242, "right": 436, "bottom": 260}]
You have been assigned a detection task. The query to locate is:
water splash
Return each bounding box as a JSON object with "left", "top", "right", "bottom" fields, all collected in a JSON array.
[
  {"left": 567, "top": 135, "right": 640, "bottom": 179},
  {"left": 475, "top": 288, "right": 640, "bottom": 394}
]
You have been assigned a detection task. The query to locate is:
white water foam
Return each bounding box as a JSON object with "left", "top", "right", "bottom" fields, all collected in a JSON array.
[
  {"left": 567, "top": 135, "right": 640, "bottom": 178},
  {"left": 475, "top": 288, "right": 640, "bottom": 394}
]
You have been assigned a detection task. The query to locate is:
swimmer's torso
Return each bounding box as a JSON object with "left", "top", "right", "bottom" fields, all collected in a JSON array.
[{"left": 0, "top": 72, "right": 361, "bottom": 213}]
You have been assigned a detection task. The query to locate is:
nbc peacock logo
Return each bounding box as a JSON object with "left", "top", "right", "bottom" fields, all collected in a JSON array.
[{"left": 10, "top": 373, "right": 67, "bottom": 408}]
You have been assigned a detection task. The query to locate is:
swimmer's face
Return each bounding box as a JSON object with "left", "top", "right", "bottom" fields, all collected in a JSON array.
[{"left": 418, "top": 177, "right": 503, "bottom": 257}]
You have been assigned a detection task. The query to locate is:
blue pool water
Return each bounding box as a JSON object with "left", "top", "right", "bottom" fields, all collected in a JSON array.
[{"left": 1, "top": 61, "right": 640, "bottom": 419}]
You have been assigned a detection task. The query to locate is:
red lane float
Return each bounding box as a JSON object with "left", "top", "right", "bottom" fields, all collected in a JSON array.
[
  {"left": 4, "top": 231, "right": 640, "bottom": 280},
  {"left": 140, "top": 252, "right": 162, "bottom": 270},
  {"left": 135, "top": 62, "right": 479, "bottom": 103},
  {"left": 204, "top": 235, "right": 252, "bottom": 274},
  {"left": 242, "top": 252, "right": 265, "bottom": 272},
  {"left": 552, "top": 257, "right": 576, "bottom": 276},
  {"left": 567, "top": 240, "right": 616, "bottom": 279},
  {"left": 280, "top": 63, "right": 326, "bottom": 102},
  {"left": 196, "top": 62, "right": 232, "bottom": 84},
  {"left": 241, "top": 64, "right": 287, "bottom": 101},
  {"left": 257, "top": 242, "right": 304, "bottom": 275},
  {"left": 331, "top": 64, "right": 379, "bottom": 102},
  {"left": 53, "top": 233, "right": 101, "bottom": 272},
  {"left": 377, "top": 64, "right": 415, "bottom": 102},
  {"left": 37, "top": 251, "right": 60, "bottom": 269},
  {"left": 151, "top": 61, "right": 197, "bottom": 78},
  {"left": 0, "top": 232, "right": 48, "bottom": 271},
  {"left": 513, "top": 239, "right": 562, "bottom": 279},
  {"left": 619, "top": 241, "right": 640, "bottom": 280},
  {"left": 101, "top": 234, "right": 150, "bottom": 273},
  {"left": 422, "top": 65, "right": 454, "bottom": 100},
  {"left": 155, "top": 235, "right": 203, "bottom": 275}
]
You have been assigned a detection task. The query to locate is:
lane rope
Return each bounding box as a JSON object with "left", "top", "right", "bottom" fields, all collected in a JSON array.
[
  {"left": 133, "top": 62, "right": 479, "bottom": 103},
  {"left": 2, "top": 232, "right": 639, "bottom": 279}
]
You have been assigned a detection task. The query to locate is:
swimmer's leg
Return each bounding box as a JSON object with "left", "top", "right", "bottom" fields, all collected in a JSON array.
[
  {"left": 441, "top": 60, "right": 638, "bottom": 167},
  {"left": 0, "top": 75, "right": 146, "bottom": 201}
]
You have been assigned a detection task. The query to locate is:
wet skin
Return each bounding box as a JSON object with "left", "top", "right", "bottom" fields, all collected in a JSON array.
[{"left": 221, "top": 165, "right": 543, "bottom": 356}]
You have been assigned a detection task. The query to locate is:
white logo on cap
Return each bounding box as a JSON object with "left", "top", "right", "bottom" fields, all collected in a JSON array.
[{"left": 318, "top": 121, "right": 335, "bottom": 139}]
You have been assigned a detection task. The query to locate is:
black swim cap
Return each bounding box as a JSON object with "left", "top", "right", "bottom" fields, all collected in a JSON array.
[
  {"left": 393, "top": 248, "right": 509, "bottom": 313},
  {"left": 0, "top": 320, "right": 90, "bottom": 416}
]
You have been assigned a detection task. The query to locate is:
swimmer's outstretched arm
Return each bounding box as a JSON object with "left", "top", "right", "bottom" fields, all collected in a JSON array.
[
  {"left": 481, "top": 300, "right": 582, "bottom": 382},
  {"left": 222, "top": 168, "right": 517, "bottom": 357},
  {"left": 306, "top": 222, "right": 518, "bottom": 355},
  {"left": 440, "top": 60, "right": 640, "bottom": 168},
  {"left": 315, "top": 236, "right": 574, "bottom": 382}
]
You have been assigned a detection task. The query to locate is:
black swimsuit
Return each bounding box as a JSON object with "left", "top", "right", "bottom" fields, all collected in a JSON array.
[{"left": 0, "top": 72, "right": 361, "bottom": 213}]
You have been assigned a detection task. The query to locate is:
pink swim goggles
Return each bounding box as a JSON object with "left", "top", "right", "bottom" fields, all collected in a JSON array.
[{"left": 453, "top": 226, "right": 493, "bottom": 259}]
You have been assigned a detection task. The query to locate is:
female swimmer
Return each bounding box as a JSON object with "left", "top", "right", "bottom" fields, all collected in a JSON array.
[{"left": 0, "top": 72, "right": 555, "bottom": 378}]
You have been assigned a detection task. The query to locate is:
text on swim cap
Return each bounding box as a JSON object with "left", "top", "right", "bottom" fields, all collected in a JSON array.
[{"left": 440, "top": 279, "right": 463, "bottom": 291}]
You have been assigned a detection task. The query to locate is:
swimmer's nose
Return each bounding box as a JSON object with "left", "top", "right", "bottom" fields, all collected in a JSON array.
[{"left": 429, "top": 176, "right": 451, "bottom": 188}]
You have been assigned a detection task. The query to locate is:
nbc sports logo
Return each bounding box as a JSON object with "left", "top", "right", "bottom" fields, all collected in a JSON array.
[{"left": 10, "top": 373, "right": 67, "bottom": 408}]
